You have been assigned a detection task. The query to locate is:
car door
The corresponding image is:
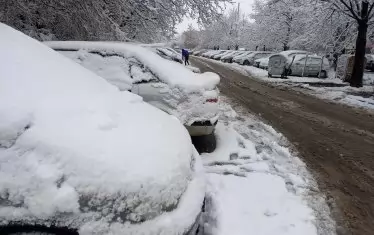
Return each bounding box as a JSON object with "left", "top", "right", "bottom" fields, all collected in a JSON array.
[
  {"left": 291, "top": 58, "right": 305, "bottom": 76},
  {"left": 306, "top": 57, "right": 323, "bottom": 76}
]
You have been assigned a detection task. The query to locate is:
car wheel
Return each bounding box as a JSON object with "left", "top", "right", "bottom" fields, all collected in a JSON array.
[
  {"left": 191, "top": 132, "right": 217, "bottom": 154},
  {"left": 319, "top": 70, "right": 327, "bottom": 78},
  {"left": 243, "top": 60, "right": 250, "bottom": 66}
]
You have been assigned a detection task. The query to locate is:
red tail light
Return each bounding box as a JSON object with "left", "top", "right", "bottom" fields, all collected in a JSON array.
[{"left": 206, "top": 98, "right": 218, "bottom": 103}]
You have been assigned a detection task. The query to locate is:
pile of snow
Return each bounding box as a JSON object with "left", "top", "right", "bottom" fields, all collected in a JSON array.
[
  {"left": 45, "top": 41, "right": 220, "bottom": 93},
  {"left": 60, "top": 50, "right": 134, "bottom": 91},
  {"left": 59, "top": 50, "right": 157, "bottom": 91},
  {"left": 0, "top": 23, "right": 205, "bottom": 234},
  {"left": 201, "top": 98, "right": 336, "bottom": 235}
]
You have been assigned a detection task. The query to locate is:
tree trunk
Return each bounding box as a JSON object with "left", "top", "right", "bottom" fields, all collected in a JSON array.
[
  {"left": 283, "top": 43, "right": 289, "bottom": 51},
  {"left": 351, "top": 1, "right": 369, "bottom": 87}
]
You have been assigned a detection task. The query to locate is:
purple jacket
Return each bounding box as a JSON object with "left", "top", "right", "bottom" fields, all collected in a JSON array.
[{"left": 182, "top": 49, "right": 189, "bottom": 57}]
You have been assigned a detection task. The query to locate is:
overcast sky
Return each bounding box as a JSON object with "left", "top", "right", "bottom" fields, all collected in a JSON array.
[{"left": 176, "top": 0, "right": 254, "bottom": 34}]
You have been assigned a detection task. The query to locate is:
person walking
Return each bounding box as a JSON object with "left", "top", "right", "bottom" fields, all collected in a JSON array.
[{"left": 182, "top": 48, "right": 190, "bottom": 66}]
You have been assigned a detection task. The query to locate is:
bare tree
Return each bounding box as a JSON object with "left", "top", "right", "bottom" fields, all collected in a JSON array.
[{"left": 326, "top": 0, "right": 374, "bottom": 87}]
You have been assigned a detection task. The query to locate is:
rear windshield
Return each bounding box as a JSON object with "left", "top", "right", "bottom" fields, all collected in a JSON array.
[{"left": 57, "top": 50, "right": 159, "bottom": 89}]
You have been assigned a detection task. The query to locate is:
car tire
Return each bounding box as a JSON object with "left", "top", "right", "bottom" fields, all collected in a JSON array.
[
  {"left": 243, "top": 60, "right": 250, "bottom": 66},
  {"left": 318, "top": 70, "right": 327, "bottom": 78},
  {"left": 191, "top": 132, "right": 217, "bottom": 154}
]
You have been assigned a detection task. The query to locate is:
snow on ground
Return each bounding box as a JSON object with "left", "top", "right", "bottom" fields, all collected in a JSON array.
[
  {"left": 196, "top": 56, "right": 374, "bottom": 111},
  {"left": 0, "top": 23, "right": 205, "bottom": 234},
  {"left": 201, "top": 96, "right": 336, "bottom": 235}
]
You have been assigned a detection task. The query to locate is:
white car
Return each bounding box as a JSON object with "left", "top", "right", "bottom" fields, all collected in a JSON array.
[
  {"left": 288, "top": 55, "right": 329, "bottom": 78},
  {"left": 268, "top": 50, "right": 310, "bottom": 78},
  {"left": 46, "top": 41, "right": 220, "bottom": 137},
  {"left": 155, "top": 47, "right": 183, "bottom": 64},
  {"left": 202, "top": 50, "right": 223, "bottom": 58},
  {"left": 232, "top": 51, "right": 255, "bottom": 63},
  {"left": 221, "top": 51, "right": 245, "bottom": 63},
  {"left": 254, "top": 54, "right": 274, "bottom": 70},
  {"left": 0, "top": 23, "right": 205, "bottom": 235},
  {"left": 213, "top": 50, "right": 233, "bottom": 60},
  {"left": 236, "top": 51, "right": 273, "bottom": 66}
]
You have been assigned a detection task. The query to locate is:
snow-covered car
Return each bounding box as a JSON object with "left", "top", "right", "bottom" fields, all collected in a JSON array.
[
  {"left": 268, "top": 50, "right": 310, "bottom": 77},
  {"left": 254, "top": 54, "right": 274, "bottom": 70},
  {"left": 221, "top": 51, "right": 245, "bottom": 63},
  {"left": 236, "top": 51, "right": 273, "bottom": 66},
  {"left": 288, "top": 55, "right": 329, "bottom": 78},
  {"left": 0, "top": 23, "right": 205, "bottom": 235},
  {"left": 155, "top": 47, "right": 183, "bottom": 64},
  {"left": 46, "top": 41, "right": 220, "bottom": 137},
  {"left": 232, "top": 51, "right": 255, "bottom": 64},
  {"left": 192, "top": 49, "right": 208, "bottom": 56},
  {"left": 202, "top": 50, "right": 221, "bottom": 58},
  {"left": 212, "top": 50, "right": 233, "bottom": 60}
]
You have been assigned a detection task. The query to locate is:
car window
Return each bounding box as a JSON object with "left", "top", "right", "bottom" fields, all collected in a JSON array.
[
  {"left": 289, "top": 53, "right": 306, "bottom": 58},
  {"left": 57, "top": 50, "right": 158, "bottom": 87},
  {"left": 254, "top": 53, "right": 268, "bottom": 59},
  {"left": 298, "top": 58, "right": 306, "bottom": 62},
  {"left": 308, "top": 57, "right": 322, "bottom": 65}
]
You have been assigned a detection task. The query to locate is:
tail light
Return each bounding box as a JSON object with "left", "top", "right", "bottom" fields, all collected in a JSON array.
[{"left": 206, "top": 98, "right": 218, "bottom": 103}]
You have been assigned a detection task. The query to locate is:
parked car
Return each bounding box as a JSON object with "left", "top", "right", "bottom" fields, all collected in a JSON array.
[
  {"left": 202, "top": 50, "right": 223, "bottom": 58},
  {"left": 193, "top": 49, "right": 208, "bottom": 56},
  {"left": 0, "top": 23, "right": 205, "bottom": 235},
  {"left": 155, "top": 47, "right": 183, "bottom": 64},
  {"left": 268, "top": 50, "right": 309, "bottom": 78},
  {"left": 213, "top": 50, "right": 233, "bottom": 60},
  {"left": 232, "top": 51, "right": 255, "bottom": 63},
  {"left": 254, "top": 54, "right": 275, "bottom": 70},
  {"left": 288, "top": 55, "right": 329, "bottom": 78},
  {"left": 46, "top": 41, "right": 220, "bottom": 137},
  {"left": 221, "top": 51, "right": 246, "bottom": 63},
  {"left": 236, "top": 51, "right": 273, "bottom": 66}
]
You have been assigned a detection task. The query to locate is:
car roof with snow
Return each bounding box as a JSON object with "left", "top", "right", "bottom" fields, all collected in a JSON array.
[
  {"left": 45, "top": 41, "right": 220, "bottom": 93},
  {"left": 0, "top": 23, "right": 204, "bottom": 234},
  {"left": 279, "top": 50, "right": 309, "bottom": 57}
]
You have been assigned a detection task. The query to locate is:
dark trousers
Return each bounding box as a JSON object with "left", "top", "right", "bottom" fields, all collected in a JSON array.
[{"left": 184, "top": 55, "right": 190, "bottom": 65}]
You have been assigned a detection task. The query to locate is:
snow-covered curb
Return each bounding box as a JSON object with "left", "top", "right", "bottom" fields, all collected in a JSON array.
[{"left": 201, "top": 97, "right": 336, "bottom": 235}]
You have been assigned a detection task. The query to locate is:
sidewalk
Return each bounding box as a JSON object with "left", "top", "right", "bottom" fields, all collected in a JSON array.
[{"left": 201, "top": 97, "right": 336, "bottom": 235}]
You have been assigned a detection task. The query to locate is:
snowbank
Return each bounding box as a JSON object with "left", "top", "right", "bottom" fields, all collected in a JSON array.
[
  {"left": 201, "top": 98, "right": 336, "bottom": 235},
  {"left": 45, "top": 41, "right": 220, "bottom": 93},
  {"left": 0, "top": 23, "right": 204, "bottom": 234}
]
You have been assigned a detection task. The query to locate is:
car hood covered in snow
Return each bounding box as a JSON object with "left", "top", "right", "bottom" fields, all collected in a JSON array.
[
  {"left": 0, "top": 24, "right": 205, "bottom": 234},
  {"left": 45, "top": 41, "right": 220, "bottom": 93}
]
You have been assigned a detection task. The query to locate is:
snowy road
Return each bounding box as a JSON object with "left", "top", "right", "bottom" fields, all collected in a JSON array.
[{"left": 192, "top": 57, "right": 374, "bottom": 235}]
